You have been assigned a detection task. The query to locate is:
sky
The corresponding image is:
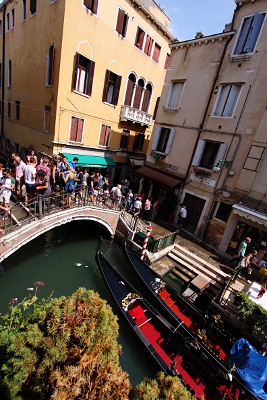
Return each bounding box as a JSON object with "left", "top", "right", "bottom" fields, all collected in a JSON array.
[{"left": 157, "top": 0, "right": 236, "bottom": 41}]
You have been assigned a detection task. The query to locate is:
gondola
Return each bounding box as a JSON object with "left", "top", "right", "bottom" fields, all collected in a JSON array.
[
  {"left": 95, "top": 247, "right": 257, "bottom": 400},
  {"left": 123, "top": 239, "right": 236, "bottom": 363}
]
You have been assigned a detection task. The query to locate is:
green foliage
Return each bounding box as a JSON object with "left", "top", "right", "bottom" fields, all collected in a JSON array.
[
  {"left": 131, "top": 371, "right": 195, "bottom": 400},
  {"left": 0, "top": 288, "right": 130, "bottom": 399},
  {"left": 235, "top": 292, "right": 267, "bottom": 336}
]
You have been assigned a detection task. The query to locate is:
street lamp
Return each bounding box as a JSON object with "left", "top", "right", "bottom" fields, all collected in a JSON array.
[{"left": 213, "top": 160, "right": 232, "bottom": 172}]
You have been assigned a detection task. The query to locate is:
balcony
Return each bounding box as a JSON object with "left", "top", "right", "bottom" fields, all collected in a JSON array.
[{"left": 120, "top": 105, "right": 153, "bottom": 127}]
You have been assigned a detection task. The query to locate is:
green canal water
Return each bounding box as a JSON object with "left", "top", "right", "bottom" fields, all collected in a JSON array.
[{"left": 0, "top": 220, "right": 156, "bottom": 387}]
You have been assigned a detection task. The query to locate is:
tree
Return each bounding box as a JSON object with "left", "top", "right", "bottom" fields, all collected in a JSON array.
[
  {"left": 131, "top": 371, "right": 195, "bottom": 400},
  {"left": 0, "top": 286, "right": 131, "bottom": 399}
]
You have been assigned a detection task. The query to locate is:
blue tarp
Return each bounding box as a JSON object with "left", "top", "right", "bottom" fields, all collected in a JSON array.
[{"left": 230, "top": 338, "right": 267, "bottom": 400}]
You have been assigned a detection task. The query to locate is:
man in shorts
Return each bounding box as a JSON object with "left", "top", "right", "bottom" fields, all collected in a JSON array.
[
  {"left": 24, "top": 156, "right": 37, "bottom": 204},
  {"left": 0, "top": 168, "right": 15, "bottom": 219}
]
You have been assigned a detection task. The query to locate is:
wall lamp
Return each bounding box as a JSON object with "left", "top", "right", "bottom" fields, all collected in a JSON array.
[{"left": 213, "top": 160, "right": 232, "bottom": 172}]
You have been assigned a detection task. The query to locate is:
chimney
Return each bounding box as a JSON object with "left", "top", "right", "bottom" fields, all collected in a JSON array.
[{"left": 195, "top": 31, "right": 204, "bottom": 39}]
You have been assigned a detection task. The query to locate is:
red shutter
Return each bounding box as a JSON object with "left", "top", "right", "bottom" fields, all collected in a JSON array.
[
  {"left": 124, "top": 79, "right": 134, "bottom": 106},
  {"left": 141, "top": 88, "right": 151, "bottom": 112},
  {"left": 84, "top": 0, "right": 93, "bottom": 9},
  {"left": 99, "top": 125, "right": 111, "bottom": 146},
  {"left": 92, "top": 0, "right": 98, "bottom": 14},
  {"left": 164, "top": 53, "right": 170, "bottom": 70},
  {"left": 116, "top": 9, "right": 125, "bottom": 35},
  {"left": 72, "top": 53, "right": 80, "bottom": 91},
  {"left": 76, "top": 118, "right": 84, "bottom": 142},
  {"left": 135, "top": 28, "right": 145, "bottom": 48},
  {"left": 153, "top": 97, "right": 160, "bottom": 120},
  {"left": 152, "top": 43, "right": 161, "bottom": 62},
  {"left": 70, "top": 117, "right": 78, "bottom": 141},
  {"left": 102, "top": 70, "right": 110, "bottom": 102},
  {"left": 86, "top": 60, "right": 95, "bottom": 96},
  {"left": 133, "top": 84, "right": 142, "bottom": 109},
  {"left": 113, "top": 75, "right": 122, "bottom": 106},
  {"left": 144, "top": 35, "right": 153, "bottom": 56}
]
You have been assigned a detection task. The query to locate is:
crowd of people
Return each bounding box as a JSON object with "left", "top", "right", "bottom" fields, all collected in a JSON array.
[{"left": 0, "top": 149, "right": 162, "bottom": 224}]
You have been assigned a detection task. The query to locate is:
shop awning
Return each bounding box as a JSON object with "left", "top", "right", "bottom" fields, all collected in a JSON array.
[
  {"left": 65, "top": 153, "right": 116, "bottom": 168},
  {"left": 135, "top": 166, "right": 181, "bottom": 188},
  {"left": 232, "top": 204, "right": 267, "bottom": 228}
]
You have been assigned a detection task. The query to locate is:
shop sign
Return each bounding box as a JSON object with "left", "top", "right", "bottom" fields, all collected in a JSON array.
[
  {"left": 190, "top": 173, "right": 216, "bottom": 187},
  {"left": 155, "top": 159, "right": 178, "bottom": 171}
]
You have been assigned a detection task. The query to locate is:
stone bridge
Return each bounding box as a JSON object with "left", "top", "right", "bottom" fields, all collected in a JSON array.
[{"left": 0, "top": 206, "right": 121, "bottom": 263}]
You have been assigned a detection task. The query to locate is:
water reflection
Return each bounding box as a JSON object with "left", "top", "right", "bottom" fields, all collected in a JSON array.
[{"left": 0, "top": 220, "right": 155, "bottom": 386}]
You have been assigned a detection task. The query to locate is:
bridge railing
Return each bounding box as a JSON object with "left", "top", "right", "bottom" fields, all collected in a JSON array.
[{"left": 0, "top": 187, "right": 118, "bottom": 238}]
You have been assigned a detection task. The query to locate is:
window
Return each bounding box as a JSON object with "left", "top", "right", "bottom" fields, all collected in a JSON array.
[
  {"left": 234, "top": 13, "right": 265, "bottom": 55},
  {"left": 30, "top": 0, "right": 37, "bottom": 16},
  {"left": 133, "top": 133, "right": 144, "bottom": 151},
  {"left": 116, "top": 8, "right": 128, "bottom": 38},
  {"left": 43, "top": 106, "right": 51, "bottom": 132},
  {"left": 164, "top": 53, "right": 170, "bottom": 70},
  {"left": 102, "top": 69, "right": 122, "bottom": 106},
  {"left": 69, "top": 116, "right": 84, "bottom": 143},
  {"left": 192, "top": 139, "right": 227, "bottom": 170},
  {"left": 141, "top": 83, "right": 152, "bottom": 112},
  {"left": 15, "top": 101, "right": 20, "bottom": 120},
  {"left": 11, "top": 8, "right": 15, "bottom": 29},
  {"left": 133, "top": 79, "right": 144, "bottom": 109},
  {"left": 83, "top": 0, "right": 98, "bottom": 14},
  {"left": 166, "top": 82, "right": 184, "bottom": 110},
  {"left": 7, "top": 101, "right": 11, "bottom": 118},
  {"left": 6, "top": 13, "right": 10, "bottom": 32},
  {"left": 99, "top": 124, "right": 111, "bottom": 147},
  {"left": 152, "top": 43, "right": 161, "bottom": 62},
  {"left": 151, "top": 127, "right": 176, "bottom": 154},
  {"left": 120, "top": 129, "right": 130, "bottom": 149},
  {"left": 124, "top": 73, "right": 136, "bottom": 106},
  {"left": 22, "top": 0, "right": 26, "bottom": 21},
  {"left": 134, "top": 27, "right": 145, "bottom": 49},
  {"left": 153, "top": 97, "right": 160, "bottom": 120},
  {"left": 215, "top": 202, "right": 232, "bottom": 222},
  {"left": 144, "top": 34, "right": 153, "bottom": 56},
  {"left": 243, "top": 145, "right": 266, "bottom": 171},
  {"left": 72, "top": 52, "right": 95, "bottom": 96},
  {"left": 213, "top": 84, "right": 241, "bottom": 117},
  {"left": 8, "top": 59, "right": 12, "bottom": 87},
  {"left": 46, "top": 43, "right": 55, "bottom": 86}
]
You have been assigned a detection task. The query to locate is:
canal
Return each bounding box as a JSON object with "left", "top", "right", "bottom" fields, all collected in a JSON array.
[{"left": 0, "top": 220, "right": 156, "bottom": 387}]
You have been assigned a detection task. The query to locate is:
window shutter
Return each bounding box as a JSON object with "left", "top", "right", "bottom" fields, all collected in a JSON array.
[
  {"left": 76, "top": 118, "right": 84, "bottom": 142},
  {"left": 120, "top": 130, "right": 129, "bottom": 149},
  {"left": 244, "top": 13, "right": 265, "bottom": 53},
  {"left": 102, "top": 70, "right": 110, "bottom": 102},
  {"left": 116, "top": 9, "right": 125, "bottom": 35},
  {"left": 72, "top": 53, "right": 80, "bottom": 91},
  {"left": 152, "top": 43, "right": 161, "bottom": 62},
  {"left": 135, "top": 28, "right": 145, "bottom": 48},
  {"left": 167, "top": 82, "right": 183, "bottom": 109},
  {"left": 124, "top": 79, "right": 135, "bottom": 106},
  {"left": 234, "top": 16, "right": 253, "bottom": 54},
  {"left": 133, "top": 133, "right": 138, "bottom": 150},
  {"left": 165, "top": 128, "right": 175, "bottom": 154},
  {"left": 222, "top": 85, "right": 241, "bottom": 117},
  {"left": 86, "top": 60, "right": 95, "bottom": 96},
  {"left": 113, "top": 75, "right": 122, "bottom": 106},
  {"left": 213, "top": 143, "right": 227, "bottom": 168},
  {"left": 144, "top": 35, "right": 153, "bottom": 56},
  {"left": 48, "top": 44, "right": 55, "bottom": 86},
  {"left": 192, "top": 140, "right": 206, "bottom": 166},
  {"left": 99, "top": 125, "right": 111, "bottom": 146},
  {"left": 153, "top": 97, "right": 160, "bottom": 120},
  {"left": 70, "top": 117, "right": 78, "bottom": 141},
  {"left": 92, "top": 0, "right": 98, "bottom": 14},
  {"left": 141, "top": 87, "right": 151, "bottom": 112},
  {"left": 151, "top": 126, "right": 161, "bottom": 151},
  {"left": 84, "top": 0, "right": 93, "bottom": 9},
  {"left": 164, "top": 53, "right": 170, "bottom": 70},
  {"left": 30, "top": 0, "right": 36, "bottom": 14},
  {"left": 133, "top": 84, "right": 142, "bottom": 109}
]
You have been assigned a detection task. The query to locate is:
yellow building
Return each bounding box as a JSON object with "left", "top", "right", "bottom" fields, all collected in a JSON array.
[{"left": 0, "top": 0, "right": 172, "bottom": 181}]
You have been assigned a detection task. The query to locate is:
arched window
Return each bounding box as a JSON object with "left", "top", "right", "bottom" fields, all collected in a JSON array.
[
  {"left": 133, "top": 78, "right": 144, "bottom": 109},
  {"left": 46, "top": 43, "right": 55, "bottom": 86},
  {"left": 124, "top": 73, "right": 136, "bottom": 106},
  {"left": 141, "top": 83, "right": 152, "bottom": 112}
]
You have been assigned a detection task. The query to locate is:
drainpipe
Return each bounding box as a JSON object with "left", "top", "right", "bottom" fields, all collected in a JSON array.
[{"left": 1, "top": 3, "right": 6, "bottom": 137}]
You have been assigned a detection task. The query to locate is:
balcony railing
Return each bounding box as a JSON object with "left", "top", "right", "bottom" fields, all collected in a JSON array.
[{"left": 120, "top": 105, "right": 153, "bottom": 127}]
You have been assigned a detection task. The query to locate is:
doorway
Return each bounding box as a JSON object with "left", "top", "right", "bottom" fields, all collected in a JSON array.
[{"left": 183, "top": 193, "right": 206, "bottom": 233}]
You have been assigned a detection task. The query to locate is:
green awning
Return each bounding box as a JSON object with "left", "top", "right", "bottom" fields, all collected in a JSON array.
[{"left": 65, "top": 153, "right": 116, "bottom": 168}]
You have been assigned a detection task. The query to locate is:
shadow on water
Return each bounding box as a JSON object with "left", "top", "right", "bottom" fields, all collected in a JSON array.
[{"left": 0, "top": 220, "right": 155, "bottom": 387}]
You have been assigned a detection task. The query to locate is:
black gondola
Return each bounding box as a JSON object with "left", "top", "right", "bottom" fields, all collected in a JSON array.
[
  {"left": 95, "top": 247, "right": 257, "bottom": 400},
  {"left": 123, "top": 239, "right": 237, "bottom": 364}
]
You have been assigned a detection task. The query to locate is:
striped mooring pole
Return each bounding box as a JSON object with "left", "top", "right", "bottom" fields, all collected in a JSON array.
[{"left": 140, "top": 224, "right": 152, "bottom": 260}]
